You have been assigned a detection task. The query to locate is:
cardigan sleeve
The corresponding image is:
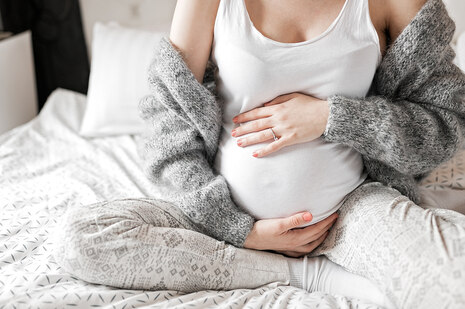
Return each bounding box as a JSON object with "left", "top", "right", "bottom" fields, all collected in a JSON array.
[
  {"left": 321, "top": 44, "right": 465, "bottom": 176},
  {"left": 137, "top": 37, "right": 257, "bottom": 248},
  {"left": 138, "top": 82, "right": 256, "bottom": 249}
]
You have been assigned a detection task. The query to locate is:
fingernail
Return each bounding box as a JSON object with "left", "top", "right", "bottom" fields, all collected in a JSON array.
[
  {"left": 237, "top": 139, "right": 243, "bottom": 146},
  {"left": 252, "top": 152, "right": 258, "bottom": 157},
  {"left": 303, "top": 213, "right": 312, "bottom": 221},
  {"left": 231, "top": 129, "right": 236, "bottom": 137},
  {"left": 232, "top": 116, "right": 238, "bottom": 123}
]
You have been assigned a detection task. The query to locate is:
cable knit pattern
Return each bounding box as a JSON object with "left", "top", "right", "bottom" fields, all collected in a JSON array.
[
  {"left": 138, "top": 0, "right": 465, "bottom": 247},
  {"left": 138, "top": 38, "right": 255, "bottom": 248},
  {"left": 322, "top": 0, "right": 465, "bottom": 203}
]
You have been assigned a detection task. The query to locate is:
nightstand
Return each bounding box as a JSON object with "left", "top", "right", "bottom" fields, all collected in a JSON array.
[{"left": 0, "top": 31, "right": 38, "bottom": 135}]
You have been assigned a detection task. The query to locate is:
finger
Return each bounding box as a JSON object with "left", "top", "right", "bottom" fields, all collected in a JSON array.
[
  {"left": 291, "top": 213, "right": 338, "bottom": 242},
  {"left": 232, "top": 106, "right": 273, "bottom": 124},
  {"left": 278, "top": 211, "right": 313, "bottom": 232},
  {"left": 253, "top": 136, "right": 288, "bottom": 157},
  {"left": 275, "top": 250, "right": 304, "bottom": 258},
  {"left": 233, "top": 118, "right": 271, "bottom": 137},
  {"left": 289, "top": 220, "right": 332, "bottom": 248},
  {"left": 237, "top": 128, "right": 275, "bottom": 147},
  {"left": 301, "top": 221, "right": 333, "bottom": 244},
  {"left": 298, "top": 231, "right": 329, "bottom": 254},
  {"left": 304, "top": 212, "right": 338, "bottom": 231},
  {"left": 263, "top": 93, "right": 294, "bottom": 106}
]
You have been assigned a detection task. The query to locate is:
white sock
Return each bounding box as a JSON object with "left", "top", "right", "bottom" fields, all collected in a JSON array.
[
  {"left": 288, "top": 256, "right": 305, "bottom": 289},
  {"left": 287, "top": 255, "right": 396, "bottom": 308}
]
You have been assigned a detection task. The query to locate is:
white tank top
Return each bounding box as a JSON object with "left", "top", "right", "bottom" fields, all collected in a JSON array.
[{"left": 212, "top": 0, "right": 381, "bottom": 226}]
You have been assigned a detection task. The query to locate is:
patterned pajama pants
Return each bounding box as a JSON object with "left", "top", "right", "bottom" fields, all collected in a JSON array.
[{"left": 52, "top": 180, "right": 465, "bottom": 308}]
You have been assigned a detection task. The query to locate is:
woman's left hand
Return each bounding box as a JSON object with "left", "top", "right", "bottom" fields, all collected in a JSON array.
[{"left": 231, "top": 92, "right": 330, "bottom": 157}]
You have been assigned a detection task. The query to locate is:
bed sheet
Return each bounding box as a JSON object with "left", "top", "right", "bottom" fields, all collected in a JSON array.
[
  {"left": 0, "top": 89, "right": 386, "bottom": 308},
  {"left": 1, "top": 88, "right": 464, "bottom": 308}
]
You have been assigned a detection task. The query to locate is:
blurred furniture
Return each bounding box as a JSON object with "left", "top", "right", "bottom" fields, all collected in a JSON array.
[
  {"left": 0, "top": 31, "right": 12, "bottom": 40},
  {"left": 0, "top": 31, "right": 37, "bottom": 135},
  {"left": 0, "top": 0, "right": 90, "bottom": 111}
]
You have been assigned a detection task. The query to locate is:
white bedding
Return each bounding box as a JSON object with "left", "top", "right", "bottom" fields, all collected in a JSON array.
[{"left": 1, "top": 89, "right": 464, "bottom": 308}]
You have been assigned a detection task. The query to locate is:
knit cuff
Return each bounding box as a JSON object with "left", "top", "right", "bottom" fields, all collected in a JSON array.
[
  {"left": 211, "top": 211, "right": 255, "bottom": 248},
  {"left": 322, "top": 95, "right": 354, "bottom": 144}
]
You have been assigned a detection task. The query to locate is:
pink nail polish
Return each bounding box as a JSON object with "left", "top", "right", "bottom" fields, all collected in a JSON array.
[
  {"left": 303, "top": 213, "right": 312, "bottom": 221},
  {"left": 231, "top": 130, "right": 236, "bottom": 137},
  {"left": 237, "top": 140, "right": 242, "bottom": 146},
  {"left": 252, "top": 152, "right": 258, "bottom": 157}
]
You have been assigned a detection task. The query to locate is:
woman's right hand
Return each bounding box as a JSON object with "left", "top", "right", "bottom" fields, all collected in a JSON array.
[{"left": 243, "top": 212, "right": 338, "bottom": 257}]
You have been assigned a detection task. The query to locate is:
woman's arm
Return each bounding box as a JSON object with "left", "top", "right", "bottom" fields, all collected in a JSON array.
[
  {"left": 142, "top": 0, "right": 257, "bottom": 247},
  {"left": 322, "top": 0, "right": 465, "bottom": 175},
  {"left": 140, "top": 51, "right": 256, "bottom": 247},
  {"left": 385, "top": 0, "right": 427, "bottom": 43},
  {"left": 169, "top": 0, "right": 220, "bottom": 83}
]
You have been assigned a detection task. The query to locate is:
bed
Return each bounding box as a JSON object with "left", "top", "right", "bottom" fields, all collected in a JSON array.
[
  {"left": 0, "top": 88, "right": 407, "bottom": 308},
  {"left": 0, "top": 87, "right": 464, "bottom": 308},
  {"left": 1, "top": 1, "right": 465, "bottom": 308}
]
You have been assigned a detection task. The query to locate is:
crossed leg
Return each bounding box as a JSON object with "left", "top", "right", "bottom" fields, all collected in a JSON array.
[
  {"left": 52, "top": 181, "right": 465, "bottom": 308},
  {"left": 52, "top": 198, "right": 290, "bottom": 293},
  {"left": 309, "top": 181, "right": 465, "bottom": 308}
]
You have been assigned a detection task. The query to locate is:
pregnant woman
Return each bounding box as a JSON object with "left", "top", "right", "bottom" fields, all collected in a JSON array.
[{"left": 53, "top": 0, "right": 465, "bottom": 308}]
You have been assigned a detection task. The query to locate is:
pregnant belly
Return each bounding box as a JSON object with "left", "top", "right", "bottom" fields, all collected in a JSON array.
[{"left": 213, "top": 128, "right": 367, "bottom": 227}]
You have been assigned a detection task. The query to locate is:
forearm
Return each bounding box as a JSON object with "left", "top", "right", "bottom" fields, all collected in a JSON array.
[
  {"left": 322, "top": 57, "right": 465, "bottom": 175},
  {"left": 139, "top": 94, "right": 255, "bottom": 247}
]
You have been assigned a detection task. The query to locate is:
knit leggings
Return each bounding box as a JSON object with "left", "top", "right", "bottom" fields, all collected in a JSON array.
[{"left": 52, "top": 180, "right": 465, "bottom": 308}]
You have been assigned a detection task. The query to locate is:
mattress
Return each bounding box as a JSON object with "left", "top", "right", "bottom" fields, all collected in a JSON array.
[{"left": 1, "top": 89, "right": 464, "bottom": 308}]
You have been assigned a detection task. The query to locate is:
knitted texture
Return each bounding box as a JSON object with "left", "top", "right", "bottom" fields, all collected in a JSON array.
[
  {"left": 138, "top": 0, "right": 465, "bottom": 247},
  {"left": 322, "top": 0, "right": 465, "bottom": 203},
  {"left": 138, "top": 36, "right": 255, "bottom": 248}
]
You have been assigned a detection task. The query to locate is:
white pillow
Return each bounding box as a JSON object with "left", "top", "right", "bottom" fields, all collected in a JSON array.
[{"left": 80, "top": 22, "right": 167, "bottom": 137}]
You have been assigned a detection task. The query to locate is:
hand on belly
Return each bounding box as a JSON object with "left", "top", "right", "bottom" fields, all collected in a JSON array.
[
  {"left": 216, "top": 130, "right": 366, "bottom": 223},
  {"left": 230, "top": 92, "right": 330, "bottom": 158},
  {"left": 243, "top": 210, "right": 339, "bottom": 258}
]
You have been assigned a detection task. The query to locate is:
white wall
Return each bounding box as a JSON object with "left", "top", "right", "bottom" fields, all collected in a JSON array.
[
  {"left": 444, "top": 0, "right": 465, "bottom": 43},
  {"left": 78, "top": 0, "right": 176, "bottom": 58},
  {"left": 77, "top": 0, "right": 465, "bottom": 46},
  {"left": 0, "top": 31, "right": 37, "bottom": 135}
]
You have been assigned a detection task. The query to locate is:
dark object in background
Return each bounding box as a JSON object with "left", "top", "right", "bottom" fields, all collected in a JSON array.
[{"left": 0, "top": 0, "right": 90, "bottom": 111}]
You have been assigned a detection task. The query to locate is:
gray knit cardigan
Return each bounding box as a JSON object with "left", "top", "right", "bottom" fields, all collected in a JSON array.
[{"left": 138, "top": 0, "right": 465, "bottom": 248}]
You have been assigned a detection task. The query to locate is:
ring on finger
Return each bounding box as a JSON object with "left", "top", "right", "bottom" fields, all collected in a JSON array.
[{"left": 269, "top": 128, "right": 279, "bottom": 141}]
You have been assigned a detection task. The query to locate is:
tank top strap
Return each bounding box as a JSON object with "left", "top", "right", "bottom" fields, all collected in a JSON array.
[
  {"left": 337, "top": 0, "right": 377, "bottom": 33},
  {"left": 333, "top": 0, "right": 381, "bottom": 63},
  {"left": 214, "top": 0, "right": 252, "bottom": 42},
  {"left": 214, "top": 0, "right": 380, "bottom": 63}
]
